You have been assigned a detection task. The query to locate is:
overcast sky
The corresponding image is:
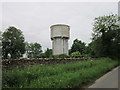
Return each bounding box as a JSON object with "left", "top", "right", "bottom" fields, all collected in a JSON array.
[{"left": 0, "top": 2, "right": 118, "bottom": 51}]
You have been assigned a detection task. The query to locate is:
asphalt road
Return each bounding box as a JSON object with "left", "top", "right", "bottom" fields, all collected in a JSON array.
[{"left": 88, "top": 66, "right": 119, "bottom": 88}]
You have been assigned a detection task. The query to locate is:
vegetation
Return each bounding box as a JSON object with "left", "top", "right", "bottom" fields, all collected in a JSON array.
[
  {"left": 25, "top": 42, "right": 42, "bottom": 58},
  {"left": 51, "top": 54, "right": 69, "bottom": 58},
  {"left": 3, "top": 58, "right": 119, "bottom": 88},
  {"left": 2, "top": 26, "right": 25, "bottom": 59},
  {"left": 2, "top": 14, "right": 120, "bottom": 89},
  {"left": 91, "top": 14, "right": 120, "bottom": 59},
  {"left": 44, "top": 48, "right": 52, "bottom": 58},
  {"left": 69, "top": 39, "right": 86, "bottom": 55},
  {"left": 1, "top": 14, "right": 119, "bottom": 59},
  {"left": 70, "top": 52, "right": 82, "bottom": 58}
]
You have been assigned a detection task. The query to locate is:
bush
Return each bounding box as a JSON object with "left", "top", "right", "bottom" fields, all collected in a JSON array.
[
  {"left": 51, "top": 55, "right": 59, "bottom": 58},
  {"left": 51, "top": 54, "right": 69, "bottom": 58},
  {"left": 58, "top": 54, "right": 69, "bottom": 58},
  {"left": 39, "top": 53, "right": 45, "bottom": 58},
  {"left": 82, "top": 54, "right": 91, "bottom": 59},
  {"left": 70, "top": 52, "right": 82, "bottom": 58}
]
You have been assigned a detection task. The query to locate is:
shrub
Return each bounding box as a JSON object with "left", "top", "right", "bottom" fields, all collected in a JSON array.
[
  {"left": 51, "top": 54, "right": 69, "bottom": 58},
  {"left": 58, "top": 54, "right": 69, "bottom": 58},
  {"left": 82, "top": 54, "right": 91, "bottom": 59},
  {"left": 70, "top": 52, "right": 82, "bottom": 58},
  {"left": 39, "top": 53, "right": 45, "bottom": 58},
  {"left": 51, "top": 55, "right": 59, "bottom": 58}
]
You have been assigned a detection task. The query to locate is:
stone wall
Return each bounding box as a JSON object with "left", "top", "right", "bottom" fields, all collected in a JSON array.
[{"left": 2, "top": 58, "right": 91, "bottom": 69}]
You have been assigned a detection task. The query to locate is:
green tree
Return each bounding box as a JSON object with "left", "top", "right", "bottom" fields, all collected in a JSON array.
[
  {"left": 92, "top": 14, "right": 120, "bottom": 58},
  {"left": 25, "top": 42, "right": 42, "bottom": 58},
  {"left": 2, "top": 26, "right": 25, "bottom": 59},
  {"left": 89, "top": 37, "right": 103, "bottom": 57},
  {"left": 70, "top": 39, "right": 86, "bottom": 54},
  {"left": 44, "top": 48, "right": 52, "bottom": 58}
]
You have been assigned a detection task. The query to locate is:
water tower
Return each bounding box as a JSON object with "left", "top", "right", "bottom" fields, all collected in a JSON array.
[{"left": 50, "top": 24, "right": 70, "bottom": 55}]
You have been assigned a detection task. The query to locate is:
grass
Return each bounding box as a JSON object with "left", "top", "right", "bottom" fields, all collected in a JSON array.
[{"left": 2, "top": 58, "right": 119, "bottom": 88}]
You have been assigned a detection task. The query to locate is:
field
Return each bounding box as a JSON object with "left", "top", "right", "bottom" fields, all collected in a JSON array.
[{"left": 2, "top": 58, "right": 119, "bottom": 88}]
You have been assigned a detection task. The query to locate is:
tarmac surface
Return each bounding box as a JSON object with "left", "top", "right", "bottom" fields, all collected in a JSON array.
[{"left": 88, "top": 66, "right": 119, "bottom": 88}]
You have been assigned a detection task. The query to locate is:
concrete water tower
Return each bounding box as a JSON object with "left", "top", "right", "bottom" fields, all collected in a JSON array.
[{"left": 50, "top": 24, "right": 70, "bottom": 55}]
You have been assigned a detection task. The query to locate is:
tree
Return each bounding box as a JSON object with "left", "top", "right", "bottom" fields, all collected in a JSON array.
[
  {"left": 84, "top": 42, "right": 95, "bottom": 57},
  {"left": 92, "top": 14, "right": 118, "bottom": 40},
  {"left": 70, "top": 39, "right": 86, "bottom": 54},
  {"left": 2, "top": 26, "right": 25, "bottom": 59},
  {"left": 89, "top": 37, "right": 103, "bottom": 57},
  {"left": 25, "top": 42, "right": 42, "bottom": 58},
  {"left": 44, "top": 48, "right": 52, "bottom": 58},
  {"left": 92, "top": 14, "right": 120, "bottom": 58}
]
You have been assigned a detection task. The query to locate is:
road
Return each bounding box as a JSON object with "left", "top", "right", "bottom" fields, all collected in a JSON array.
[{"left": 88, "top": 66, "right": 119, "bottom": 88}]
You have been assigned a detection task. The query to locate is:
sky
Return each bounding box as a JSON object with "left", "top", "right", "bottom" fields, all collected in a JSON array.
[{"left": 0, "top": 1, "right": 118, "bottom": 51}]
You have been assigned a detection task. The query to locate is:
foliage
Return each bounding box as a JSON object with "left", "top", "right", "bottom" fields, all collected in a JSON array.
[
  {"left": 92, "top": 14, "right": 118, "bottom": 40},
  {"left": 2, "top": 26, "right": 25, "bottom": 59},
  {"left": 58, "top": 54, "right": 69, "bottom": 58},
  {"left": 81, "top": 54, "right": 91, "bottom": 59},
  {"left": 25, "top": 42, "right": 42, "bottom": 58},
  {"left": 44, "top": 48, "right": 52, "bottom": 58},
  {"left": 70, "top": 52, "right": 82, "bottom": 58},
  {"left": 91, "top": 14, "right": 120, "bottom": 59},
  {"left": 39, "top": 53, "right": 46, "bottom": 58},
  {"left": 70, "top": 39, "right": 86, "bottom": 54},
  {"left": 51, "top": 54, "right": 69, "bottom": 58},
  {"left": 51, "top": 55, "right": 59, "bottom": 58},
  {"left": 3, "top": 58, "right": 119, "bottom": 88}
]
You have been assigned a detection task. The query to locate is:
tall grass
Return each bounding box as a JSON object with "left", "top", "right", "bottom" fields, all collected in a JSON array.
[{"left": 3, "top": 58, "right": 119, "bottom": 88}]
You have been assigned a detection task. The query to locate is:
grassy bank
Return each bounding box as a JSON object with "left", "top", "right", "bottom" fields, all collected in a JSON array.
[{"left": 3, "top": 58, "right": 119, "bottom": 88}]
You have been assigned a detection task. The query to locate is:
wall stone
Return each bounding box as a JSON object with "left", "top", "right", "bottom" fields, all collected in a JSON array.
[{"left": 2, "top": 58, "right": 92, "bottom": 69}]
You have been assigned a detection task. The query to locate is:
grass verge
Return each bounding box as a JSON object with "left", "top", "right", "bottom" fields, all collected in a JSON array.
[{"left": 2, "top": 58, "right": 119, "bottom": 88}]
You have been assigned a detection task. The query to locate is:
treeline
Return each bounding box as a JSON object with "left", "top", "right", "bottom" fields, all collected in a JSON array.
[
  {"left": 1, "top": 14, "right": 120, "bottom": 59},
  {"left": 90, "top": 14, "right": 120, "bottom": 59}
]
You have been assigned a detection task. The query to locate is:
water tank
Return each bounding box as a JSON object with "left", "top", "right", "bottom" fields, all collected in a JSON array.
[
  {"left": 50, "top": 24, "right": 70, "bottom": 40},
  {"left": 50, "top": 24, "right": 70, "bottom": 55}
]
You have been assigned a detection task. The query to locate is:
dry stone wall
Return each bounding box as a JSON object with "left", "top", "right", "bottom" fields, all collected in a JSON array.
[{"left": 2, "top": 58, "right": 91, "bottom": 69}]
